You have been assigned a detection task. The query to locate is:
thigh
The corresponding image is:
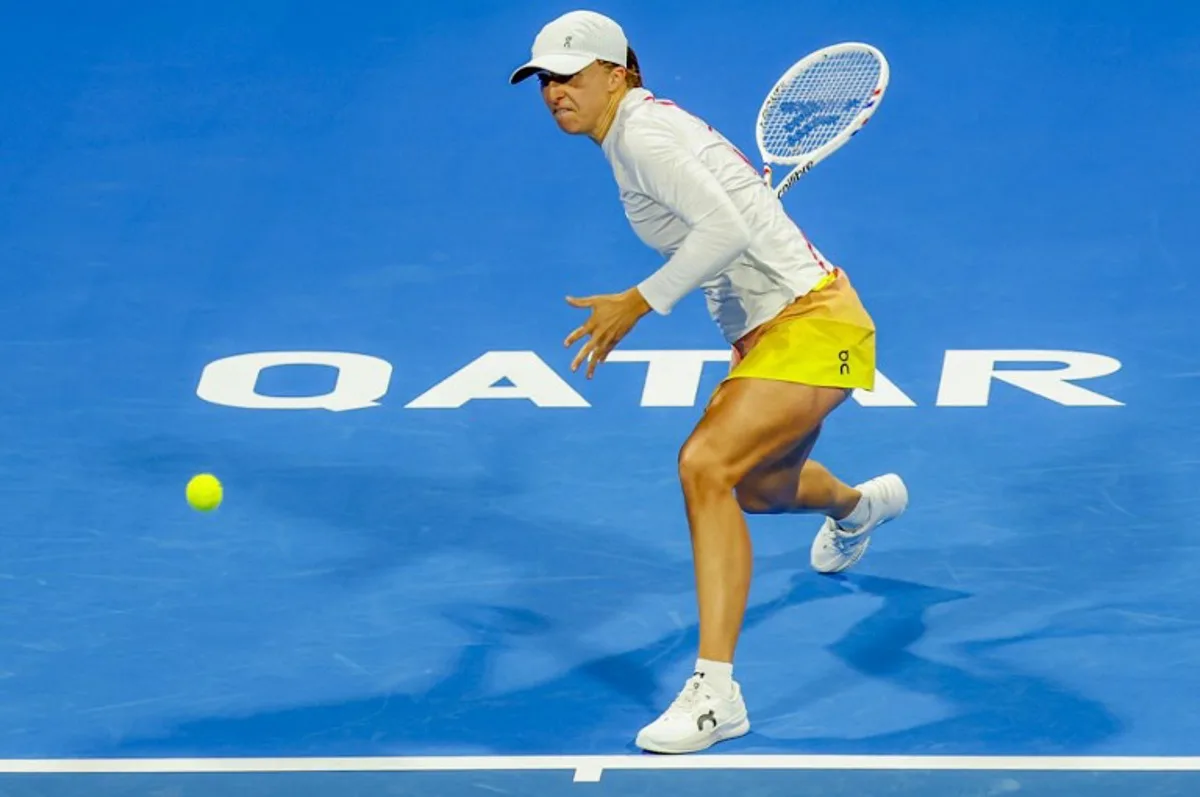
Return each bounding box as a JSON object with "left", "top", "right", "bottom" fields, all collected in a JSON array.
[{"left": 687, "top": 376, "right": 849, "bottom": 484}]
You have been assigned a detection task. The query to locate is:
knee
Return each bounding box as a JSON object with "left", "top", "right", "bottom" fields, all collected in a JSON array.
[{"left": 677, "top": 434, "right": 738, "bottom": 497}]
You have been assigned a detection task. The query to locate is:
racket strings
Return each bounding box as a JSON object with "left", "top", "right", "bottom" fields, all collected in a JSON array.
[{"left": 760, "top": 51, "right": 881, "bottom": 158}]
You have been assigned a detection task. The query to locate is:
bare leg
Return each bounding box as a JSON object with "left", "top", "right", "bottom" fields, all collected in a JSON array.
[
  {"left": 794, "top": 459, "right": 863, "bottom": 519},
  {"left": 678, "top": 378, "right": 850, "bottom": 663},
  {"left": 735, "top": 425, "right": 863, "bottom": 520}
]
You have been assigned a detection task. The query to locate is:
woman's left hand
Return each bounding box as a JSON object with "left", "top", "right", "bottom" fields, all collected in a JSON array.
[{"left": 564, "top": 287, "right": 652, "bottom": 379}]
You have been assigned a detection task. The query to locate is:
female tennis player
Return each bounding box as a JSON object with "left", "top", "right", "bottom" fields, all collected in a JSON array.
[{"left": 510, "top": 10, "right": 908, "bottom": 754}]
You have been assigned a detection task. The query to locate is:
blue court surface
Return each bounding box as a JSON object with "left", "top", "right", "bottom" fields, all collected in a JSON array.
[{"left": 2, "top": 0, "right": 1199, "bottom": 795}]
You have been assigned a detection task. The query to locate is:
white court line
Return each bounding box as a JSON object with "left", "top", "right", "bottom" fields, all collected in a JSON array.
[{"left": 1, "top": 755, "right": 1200, "bottom": 783}]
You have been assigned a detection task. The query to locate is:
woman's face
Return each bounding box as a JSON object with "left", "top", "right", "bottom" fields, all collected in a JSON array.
[{"left": 539, "top": 62, "right": 624, "bottom": 138}]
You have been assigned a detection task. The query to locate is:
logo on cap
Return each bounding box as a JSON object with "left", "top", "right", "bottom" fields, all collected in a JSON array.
[{"left": 563, "top": 35, "right": 573, "bottom": 48}]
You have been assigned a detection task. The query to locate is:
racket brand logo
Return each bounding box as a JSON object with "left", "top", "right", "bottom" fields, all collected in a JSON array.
[
  {"left": 777, "top": 98, "right": 865, "bottom": 146},
  {"left": 195, "top": 349, "right": 1127, "bottom": 412},
  {"left": 778, "top": 161, "right": 815, "bottom": 193}
]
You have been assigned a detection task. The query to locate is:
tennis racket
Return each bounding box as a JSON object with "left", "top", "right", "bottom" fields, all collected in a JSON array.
[{"left": 757, "top": 42, "right": 889, "bottom": 199}]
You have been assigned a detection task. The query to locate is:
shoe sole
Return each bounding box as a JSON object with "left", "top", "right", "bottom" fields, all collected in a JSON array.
[
  {"left": 635, "top": 716, "right": 751, "bottom": 755},
  {"left": 813, "top": 473, "right": 908, "bottom": 574}
]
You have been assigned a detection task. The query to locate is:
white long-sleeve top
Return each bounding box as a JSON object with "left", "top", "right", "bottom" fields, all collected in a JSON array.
[{"left": 601, "top": 87, "right": 834, "bottom": 344}]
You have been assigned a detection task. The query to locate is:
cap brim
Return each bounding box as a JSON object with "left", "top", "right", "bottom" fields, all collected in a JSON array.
[{"left": 509, "top": 52, "right": 598, "bottom": 84}]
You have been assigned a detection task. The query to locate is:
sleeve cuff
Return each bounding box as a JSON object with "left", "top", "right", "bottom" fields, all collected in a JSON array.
[{"left": 636, "top": 275, "right": 679, "bottom": 315}]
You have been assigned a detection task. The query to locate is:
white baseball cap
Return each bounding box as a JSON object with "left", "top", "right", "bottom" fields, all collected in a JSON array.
[{"left": 509, "top": 10, "right": 628, "bottom": 84}]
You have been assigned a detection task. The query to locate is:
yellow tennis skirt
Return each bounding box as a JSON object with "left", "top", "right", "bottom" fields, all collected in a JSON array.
[{"left": 725, "top": 268, "right": 876, "bottom": 392}]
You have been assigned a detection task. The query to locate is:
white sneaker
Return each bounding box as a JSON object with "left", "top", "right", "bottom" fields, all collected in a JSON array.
[
  {"left": 810, "top": 473, "right": 908, "bottom": 574},
  {"left": 635, "top": 674, "right": 750, "bottom": 754}
]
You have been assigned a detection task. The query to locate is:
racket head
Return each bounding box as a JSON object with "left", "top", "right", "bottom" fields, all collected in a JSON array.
[{"left": 756, "top": 42, "right": 889, "bottom": 169}]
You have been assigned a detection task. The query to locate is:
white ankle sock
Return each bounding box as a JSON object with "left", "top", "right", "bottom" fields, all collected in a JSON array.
[
  {"left": 694, "top": 658, "right": 733, "bottom": 697},
  {"left": 836, "top": 494, "right": 872, "bottom": 530}
]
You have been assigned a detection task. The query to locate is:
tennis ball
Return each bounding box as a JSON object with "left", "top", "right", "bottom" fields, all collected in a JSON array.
[{"left": 186, "top": 473, "right": 223, "bottom": 512}]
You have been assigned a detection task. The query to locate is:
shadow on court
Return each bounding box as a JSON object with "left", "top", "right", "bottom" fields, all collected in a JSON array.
[{"left": 90, "top": 539, "right": 1120, "bottom": 757}]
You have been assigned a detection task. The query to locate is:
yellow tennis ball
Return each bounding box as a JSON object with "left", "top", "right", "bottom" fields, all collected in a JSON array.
[{"left": 186, "top": 473, "right": 223, "bottom": 512}]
